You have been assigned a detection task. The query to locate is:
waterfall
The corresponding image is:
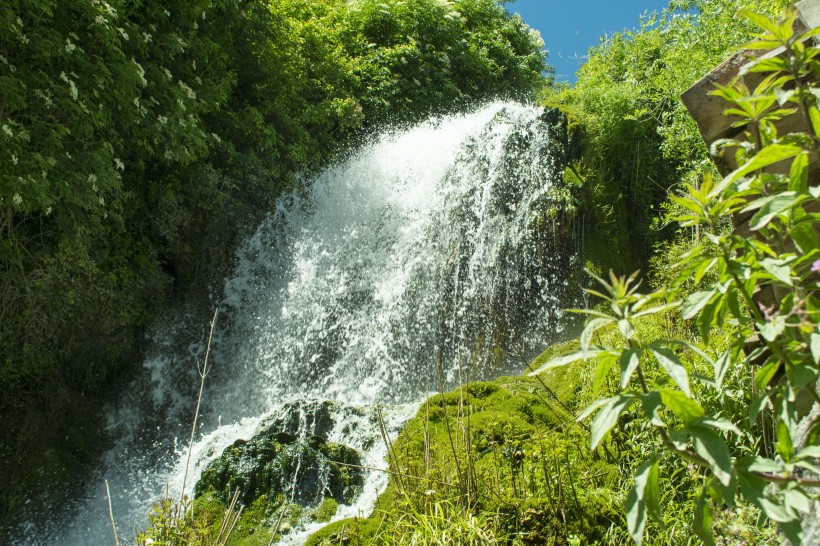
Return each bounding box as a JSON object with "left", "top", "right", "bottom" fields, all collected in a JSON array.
[{"left": 17, "top": 101, "right": 581, "bottom": 545}]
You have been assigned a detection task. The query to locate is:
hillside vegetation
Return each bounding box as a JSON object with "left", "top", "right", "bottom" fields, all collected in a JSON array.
[
  {"left": 0, "top": 0, "right": 547, "bottom": 527},
  {"left": 7, "top": 0, "right": 820, "bottom": 544}
]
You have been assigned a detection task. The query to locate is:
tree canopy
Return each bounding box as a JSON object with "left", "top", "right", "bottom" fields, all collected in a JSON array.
[{"left": 0, "top": 0, "right": 547, "bottom": 524}]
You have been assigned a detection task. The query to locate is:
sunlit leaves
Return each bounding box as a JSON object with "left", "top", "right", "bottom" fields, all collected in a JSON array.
[
  {"left": 626, "top": 457, "right": 661, "bottom": 545},
  {"left": 589, "top": 394, "right": 639, "bottom": 450},
  {"left": 546, "top": 6, "right": 820, "bottom": 544},
  {"left": 649, "top": 346, "right": 691, "bottom": 397}
]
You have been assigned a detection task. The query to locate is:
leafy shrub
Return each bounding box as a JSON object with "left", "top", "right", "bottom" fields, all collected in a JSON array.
[{"left": 534, "top": 8, "right": 820, "bottom": 544}]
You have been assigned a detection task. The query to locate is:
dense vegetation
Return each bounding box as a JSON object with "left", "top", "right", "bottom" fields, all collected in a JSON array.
[
  {"left": 133, "top": 0, "right": 820, "bottom": 544},
  {"left": 0, "top": 0, "right": 547, "bottom": 528},
  {"left": 549, "top": 0, "right": 788, "bottom": 272},
  {"left": 8, "top": 0, "right": 820, "bottom": 544}
]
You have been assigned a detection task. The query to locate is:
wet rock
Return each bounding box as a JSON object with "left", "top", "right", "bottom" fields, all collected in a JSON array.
[{"left": 195, "top": 401, "right": 364, "bottom": 507}]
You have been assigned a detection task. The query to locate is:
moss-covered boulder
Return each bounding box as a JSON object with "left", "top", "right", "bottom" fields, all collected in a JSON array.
[{"left": 195, "top": 401, "right": 364, "bottom": 507}]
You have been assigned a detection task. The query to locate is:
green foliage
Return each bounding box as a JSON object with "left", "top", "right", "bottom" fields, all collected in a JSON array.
[
  {"left": 310, "top": 376, "right": 622, "bottom": 545},
  {"left": 0, "top": 0, "right": 548, "bottom": 524},
  {"left": 548, "top": 0, "right": 790, "bottom": 270},
  {"left": 342, "top": 0, "right": 548, "bottom": 125},
  {"left": 135, "top": 494, "right": 223, "bottom": 546},
  {"left": 313, "top": 498, "right": 339, "bottom": 523},
  {"left": 534, "top": 9, "right": 820, "bottom": 543}
]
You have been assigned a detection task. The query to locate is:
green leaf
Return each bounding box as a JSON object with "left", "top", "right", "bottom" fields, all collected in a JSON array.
[
  {"left": 726, "top": 287, "right": 743, "bottom": 322},
  {"left": 713, "top": 350, "right": 731, "bottom": 391},
  {"left": 632, "top": 301, "right": 680, "bottom": 319},
  {"left": 737, "top": 470, "right": 795, "bottom": 523},
  {"left": 689, "top": 426, "right": 733, "bottom": 486},
  {"left": 576, "top": 397, "right": 611, "bottom": 422},
  {"left": 811, "top": 332, "right": 820, "bottom": 365},
  {"left": 697, "top": 418, "right": 742, "bottom": 436},
  {"left": 620, "top": 349, "right": 640, "bottom": 389},
  {"left": 593, "top": 352, "right": 617, "bottom": 397},
  {"left": 626, "top": 456, "right": 661, "bottom": 545},
  {"left": 682, "top": 290, "right": 716, "bottom": 320},
  {"left": 580, "top": 317, "right": 614, "bottom": 353},
  {"left": 650, "top": 346, "right": 690, "bottom": 397},
  {"left": 794, "top": 460, "right": 820, "bottom": 474},
  {"left": 590, "top": 394, "right": 638, "bottom": 450},
  {"left": 784, "top": 486, "right": 811, "bottom": 514},
  {"left": 693, "top": 483, "right": 715, "bottom": 546},
  {"left": 811, "top": 105, "right": 820, "bottom": 138},
  {"left": 618, "top": 318, "right": 635, "bottom": 340},
  {"left": 795, "top": 445, "right": 820, "bottom": 460},
  {"left": 749, "top": 393, "right": 771, "bottom": 427},
  {"left": 715, "top": 146, "right": 803, "bottom": 198},
  {"left": 694, "top": 258, "right": 717, "bottom": 284},
  {"left": 739, "top": 8, "right": 784, "bottom": 35},
  {"left": 641, "top": 392, "right": 665, "bottom": 426},
  {"left": 790, "top": 221, "right": 818, "bottom": 254},
  {"left": 529, "top": 348, "right": 604, "bottom": 375},
  {"left": 740, "top": 455, "right": 781, "bottom": 474},
  {"left": 746, "top": 192, "right": 803, "bottom": 231},
  {"left": 778, "top": 519, "right": 805, "bottom": 545},
  {"left": 660, "top": 389, "right": 705, "bottom": 424},
  {"left": 776, "top": 420, "right": 795, "bottom": 462},
  {"left": 757, "top": 316, "right": 786, "bottom": 342},
  {"left": 758, "top": 496, "right": 796, "bottom": 524},
  {"left": 697, "top": 296, "right": 721, "bottom": 344},
  {"left": 644, "top": 462, "right": 662, "bottom": 530},
  {"left": 754, "top": 360, "right": 780, "bottom": 391},
  {"left": 759, "top": 258, "right": 793, "bottom": 286},
  {"left": 789, "top": 151, "right": 809, "bottom": 193}
]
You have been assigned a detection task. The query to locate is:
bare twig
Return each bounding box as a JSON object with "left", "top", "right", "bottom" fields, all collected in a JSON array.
[
  {"left": 105, "top": 480, "right": 121, "bottom": 546},
  {"left": 216, "top": 487, "right": 241, "bottom": 544},
  {"left": 180, "top": 308, "right": 219, "bottom": 506},
  {"left": 267, "top": 502, "right": 289, "bottom": 546}
]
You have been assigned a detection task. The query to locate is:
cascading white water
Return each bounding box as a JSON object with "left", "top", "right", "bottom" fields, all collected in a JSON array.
[{"left": 18, "top": 101, "right": 581, "bottom": 545}]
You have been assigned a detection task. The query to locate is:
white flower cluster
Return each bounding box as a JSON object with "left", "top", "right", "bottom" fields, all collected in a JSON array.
[
  {"left": 35, "top": 89, "right": 53, "bottom": 107},
  {"left": 528, "top": 28, "right": 545, "bottom": 50},
  {"left": 2, "top": 124, "right": 12, "bottom": 137},
  {"left": 59, "top": 72, "right": 79, "bottom": 100},
  {"left": 132, "top": 58, "right": 147, "bottom": 86},
  {"left": 12, "top": 194, "right": 22, "bottom": 206},
  {"left": 65, "top": 39, "right": 76, "bottom": 53},
  {"left": 178, "top": 80, "right": 196, "bottom": 100}
]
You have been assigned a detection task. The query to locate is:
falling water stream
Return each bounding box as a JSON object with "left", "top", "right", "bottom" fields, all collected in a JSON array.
[{"left": 18, "top": 101, "right": 582, "bottom": 545}]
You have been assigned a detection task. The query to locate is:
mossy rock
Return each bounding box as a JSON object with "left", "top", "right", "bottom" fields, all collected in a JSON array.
[
  {"left": 195, "top": 401, "right": 364, "bottom": 508},
  {"left": 303, "top": 515, "right": 385, "bottom": 546},
  {"left": 313, "top": 497, "right": 339, "bottom": 523}
]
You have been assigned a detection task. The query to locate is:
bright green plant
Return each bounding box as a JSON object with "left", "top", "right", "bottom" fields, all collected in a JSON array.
[
  {"left": 549, "top": 0, "right": 790, "bottom": 270},
  {"left": 534, "top": 8, "right": 820, "bottom": 545}
]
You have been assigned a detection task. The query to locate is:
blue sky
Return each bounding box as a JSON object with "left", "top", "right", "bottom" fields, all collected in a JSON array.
[{"left": 504, "top": 0, "right": 671, "bottom": 83}]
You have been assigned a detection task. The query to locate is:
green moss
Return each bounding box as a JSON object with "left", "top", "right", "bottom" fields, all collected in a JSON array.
[
  {"left": 224, "top": 496, "right": 278, "bottom": 546},
  {"left": 313, "top": 498, "right": 339, "bottom": 523},
  {"left": 303, "top": 515, "right": 385, "bottom": 546}
]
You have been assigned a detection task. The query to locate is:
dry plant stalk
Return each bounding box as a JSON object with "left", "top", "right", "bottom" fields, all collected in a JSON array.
[
  {"left": 105, "top": 479, "right": 121, "bottom": 546},
  {"left": 180, "top": 307, "right": 219, "bottom": 510}
]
